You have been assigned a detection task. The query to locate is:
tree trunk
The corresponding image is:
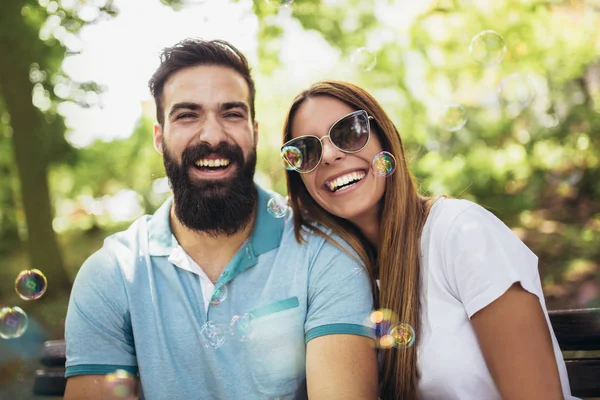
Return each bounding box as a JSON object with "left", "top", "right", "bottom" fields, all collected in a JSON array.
[{"left": 0, "top": 0, "right": 72, "bottom": 296}]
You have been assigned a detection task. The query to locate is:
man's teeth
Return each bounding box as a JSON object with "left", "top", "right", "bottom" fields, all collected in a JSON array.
[
  {"left": 327, "top": 171, "right": 366, "bottom": 192},
  {"left": 194, "top": 159, "right": 231, "bottom": 168}
]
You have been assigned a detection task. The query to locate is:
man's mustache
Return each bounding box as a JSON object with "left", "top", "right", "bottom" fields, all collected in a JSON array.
[{"left": 181, "top": 142, "right": 244, "bottom": 167}]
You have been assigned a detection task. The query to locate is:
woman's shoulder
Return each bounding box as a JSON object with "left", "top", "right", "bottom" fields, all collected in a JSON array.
[
  {"left": 425, "top": 197, "right": 509, "bottom": 248},
  {"left": 425, "top": 197, "right": 479, "bottom": 232}
]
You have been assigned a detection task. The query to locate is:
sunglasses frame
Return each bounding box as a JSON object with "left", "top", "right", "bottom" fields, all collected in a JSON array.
[{"left": 282, "top": 110, "right": 374, "bottom": 173}]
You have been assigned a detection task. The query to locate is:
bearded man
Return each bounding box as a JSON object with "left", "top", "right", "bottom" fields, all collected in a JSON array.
[{"left": 63, "top": 38, "right": 377, "bottom": 400}]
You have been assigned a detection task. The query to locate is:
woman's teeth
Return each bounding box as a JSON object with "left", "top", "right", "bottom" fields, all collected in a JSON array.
[
  {"left": 326, "top": 171, "right": 366, "bottom": 192},
  {"left": 194, "top": 159, "right": 231, "bottom": 168}
]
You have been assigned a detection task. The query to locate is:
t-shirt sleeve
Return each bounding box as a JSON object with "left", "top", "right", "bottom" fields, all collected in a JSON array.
[
  {"left": 304, "top": 235, "right": 376, "bottom": 343},
  {"left": 64, "top": 245, "right": 138, "bottom": 378},
  {"left": 442, "top": 202, "right": 543, "bottom": 318}
]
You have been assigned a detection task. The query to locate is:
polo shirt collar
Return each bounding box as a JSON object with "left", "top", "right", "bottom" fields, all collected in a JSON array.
[{"left": 147, "top": 184, "right": 285, "bottom": 258}]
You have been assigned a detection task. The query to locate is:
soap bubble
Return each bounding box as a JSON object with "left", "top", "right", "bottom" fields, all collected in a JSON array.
[
  {"left": 441, "top": 103, "right": 468, "bottom": 131},
  {"left": 281, "top": 146, "right": 303, "bottom": 171},
  {"left": 15, "top": 269, "right": 47, "bottom": 300},
  {"left": 351, "top": 48, "right": 377, "bottom": 72},
  {"left": 389, "top": 323, "right": 415, "bottom": 348},
  {"left": 230, "top": 313, "right": 256, "bottom": 342},
  {"left": 210, "top": 284, "right": 228, "bottom": 306},
  {"left": 105, "top": 369, "right": 135, "bottom": 399},
  {"left": 200, "top": 321, "right": 225, "bottom": 349},
  {"left": 267, "top": 193, "right": 289, "bottom": 218},
  {"left": 0, "top": 306, "right": 29, "bottom": 339},
  {"left": 469, "top": 30, "right": 506, "bottom": 66},
  {"left": 498, "top": 73, "right": 535, "bottom": 116},
  {"left": 368, "top": 309, "right": 398, "bottom": 349},
  {"left": 371, "top": 151, "right": 396, "bottom": 177}
]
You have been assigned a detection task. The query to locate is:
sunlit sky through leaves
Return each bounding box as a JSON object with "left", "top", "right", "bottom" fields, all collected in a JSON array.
[{"left": 57, "top": 0, "right": 434, "bottom": 148}]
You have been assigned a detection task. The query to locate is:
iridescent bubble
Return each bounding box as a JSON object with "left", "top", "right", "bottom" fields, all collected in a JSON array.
[
  {"left": 267, "top": 193, "right": 289, "bottom": 218},
  {"left": 0, "top": 306, "right": 29, "bottom": 339},
  {"left": 389, "top": 323, "right": 415, "bottom": 348},
  {"left": 441, "top": 103, "right": 468, "bottom": 131},
  {"left": 280, "top": 145, "right": 303, "bottom": 171},
  {"left": 352, "top": 267, "right": 364, "bottom": 277},
  {"left": 266, "top": 0, "right": 294, "bottom": 7},
  {"left": 498, "top": 74, "right": 535, "bottom": 115},
  {"left": 367, "top": 309, "right": 399, "bottom": 349},
  {"left": 351, "top": 48, "right": 377, "bottom": 72},
  {"left": 15, "top": 269, "right": 47, "bottom": 300},
  {"left": 200, "top": 321, "right": 225, "bottom": 349},
  {"left": 379, "top": 334, "right": 395, "bottom": 349},
  {"left": 210, "top": 284, "right": 228, "bottom": 307},
  {"left": 371, "top": 151, "right": 396, "bottom": 177},
  {"left": 230, "top": 313, "right": 256, "bottom": 342},
  {"left": 105, "top": 369, "right": 135, "bottom": 399},
  {"left": 469, "top": 30, "right": 506, "bottom": 66}
]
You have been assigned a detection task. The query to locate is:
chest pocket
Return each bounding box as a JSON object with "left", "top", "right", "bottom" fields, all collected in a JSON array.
[{"left": 245, "top": 296, "right": 305, "bottom": 398}]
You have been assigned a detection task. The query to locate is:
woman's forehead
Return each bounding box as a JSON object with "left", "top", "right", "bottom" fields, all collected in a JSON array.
[{"left": 291, "top": 97, "right": 356, "bottom": 137}]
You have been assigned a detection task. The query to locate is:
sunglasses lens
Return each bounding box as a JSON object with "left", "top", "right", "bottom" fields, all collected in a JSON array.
[
  {"left": 329, "top": 111, "right": 370, "bottom": 152},
  {"left": 281, "top": 138, "right": 321, "bottom": 172}
]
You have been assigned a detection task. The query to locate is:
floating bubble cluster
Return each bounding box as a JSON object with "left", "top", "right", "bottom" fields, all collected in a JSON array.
[
  {"left": 267, "top": 193, "right": 289, "bottom": 218},
  {"left": 0, "top": 306, "right": 29, "bottom": 339},
  {"left": 372, "top": 151, "right": 396, "bottom": 177},
  {"left": 469, "top": 30, "right": 506, "bottom": 66},
  {"left": 230, "top": 313, "right": 256, "bottom": 342},
  {"left": 351, "top": 48, "right": 377, "bottom": 72},
  {"left": 210, "top": 284, "right": 228, "bottom": 307},
  {"left": 15, "top": 269, "right": 47, "bottom": 301},
  {"left": 200, "top": 321, "right": 225, "bottom": 349},
  {"left": 105, "top": 369, "right": 135, "bottom": 399},
  {"left": 368, "top": 309, "right": 415, "bottom": 349},
  {"left": 441, "top": 103, "right": 468, "bottom": 131},
  {"left": 281, "top": 145, "right": 303, "bottom": 171}
]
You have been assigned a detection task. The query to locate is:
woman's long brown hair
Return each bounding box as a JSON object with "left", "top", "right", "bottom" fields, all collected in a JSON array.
[{"left": 282, "top": 81, "right": 435, "bottom": 399}]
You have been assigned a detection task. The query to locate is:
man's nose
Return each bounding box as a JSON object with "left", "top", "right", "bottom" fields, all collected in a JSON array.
[
  {"left": 197, "top": 114, "right": 227, "bottom": 146},
  {"left": 321, "top": 137, "right": 345, "bottom": 165}
]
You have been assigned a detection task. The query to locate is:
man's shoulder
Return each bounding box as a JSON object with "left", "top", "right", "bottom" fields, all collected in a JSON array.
[
  {"left": 277, "top": 217, "right": 359, "bottom": 266},
  {"left": 103, "top": 215, "right": 151, "bottom": 250},
  {"left": 81, "top": 215, "right": 152, "bottom": 274}
]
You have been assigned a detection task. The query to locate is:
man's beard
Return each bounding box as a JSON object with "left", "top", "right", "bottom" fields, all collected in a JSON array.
[{"left": 163, "top": 141, "right": 258, "bottom": 237}]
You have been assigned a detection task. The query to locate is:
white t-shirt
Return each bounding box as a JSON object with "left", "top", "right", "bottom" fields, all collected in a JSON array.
[{"left": 416, "top": 197, "right": 577, "bottom": 399}]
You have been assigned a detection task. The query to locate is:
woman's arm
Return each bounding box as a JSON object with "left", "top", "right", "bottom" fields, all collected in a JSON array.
[{"left": 471, "top": 282, "right": 563, "bottom": 400}]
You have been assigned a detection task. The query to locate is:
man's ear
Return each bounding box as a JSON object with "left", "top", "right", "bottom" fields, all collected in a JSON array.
[
  {"left": 253, "top": 120, "right": 259, "bottom": 145},
  {"left": 153, "top": 123, "right": 164, "bottom": 155}
]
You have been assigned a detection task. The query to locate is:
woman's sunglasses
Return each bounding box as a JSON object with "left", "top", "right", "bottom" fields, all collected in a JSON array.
[{"left": 281, "top": 110, "right": 373, "bottom": 173}]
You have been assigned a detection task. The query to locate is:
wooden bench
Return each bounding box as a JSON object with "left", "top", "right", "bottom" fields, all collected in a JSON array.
[{"left": 33, "top": 308, "right": 600, "bottom": 398}]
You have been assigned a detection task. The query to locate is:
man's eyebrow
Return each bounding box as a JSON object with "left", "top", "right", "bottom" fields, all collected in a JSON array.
[
  {"left": 221, "top": 102, "right": 249, "bottom": 113},
  {"left": 168, "top": 102, "right": 201, "bottom": 118}
]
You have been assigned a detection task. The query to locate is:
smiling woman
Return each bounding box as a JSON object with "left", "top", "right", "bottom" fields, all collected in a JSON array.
[{"left": 282, "top": 80, "right": 578, "bottom": 400}]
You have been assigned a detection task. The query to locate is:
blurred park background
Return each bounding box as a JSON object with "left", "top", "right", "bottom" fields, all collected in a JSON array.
[{"left": 1, "top": 0, "right": 599, "bottom": 398}]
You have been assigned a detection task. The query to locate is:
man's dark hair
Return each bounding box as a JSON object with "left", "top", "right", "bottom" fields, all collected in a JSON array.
[{"left": 149, "top": 38, "right": 256, "bottom": 126}]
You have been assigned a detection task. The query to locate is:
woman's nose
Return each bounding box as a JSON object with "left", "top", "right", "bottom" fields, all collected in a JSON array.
[{"left": 321, "top": 137, "right": 345, "bottom": 165}]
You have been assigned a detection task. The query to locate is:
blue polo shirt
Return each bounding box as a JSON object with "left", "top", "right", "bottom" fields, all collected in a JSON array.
[{"left": 65, "top": 185, "right": 375, "bottom": 400}]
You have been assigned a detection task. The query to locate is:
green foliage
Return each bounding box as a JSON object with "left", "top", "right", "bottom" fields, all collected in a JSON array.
[
  {"left": 1, "top": 0, "right": 599, "bottom": 309},
  {"left": 249, "top": 0, "right": 600, "bottom": 299}
]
